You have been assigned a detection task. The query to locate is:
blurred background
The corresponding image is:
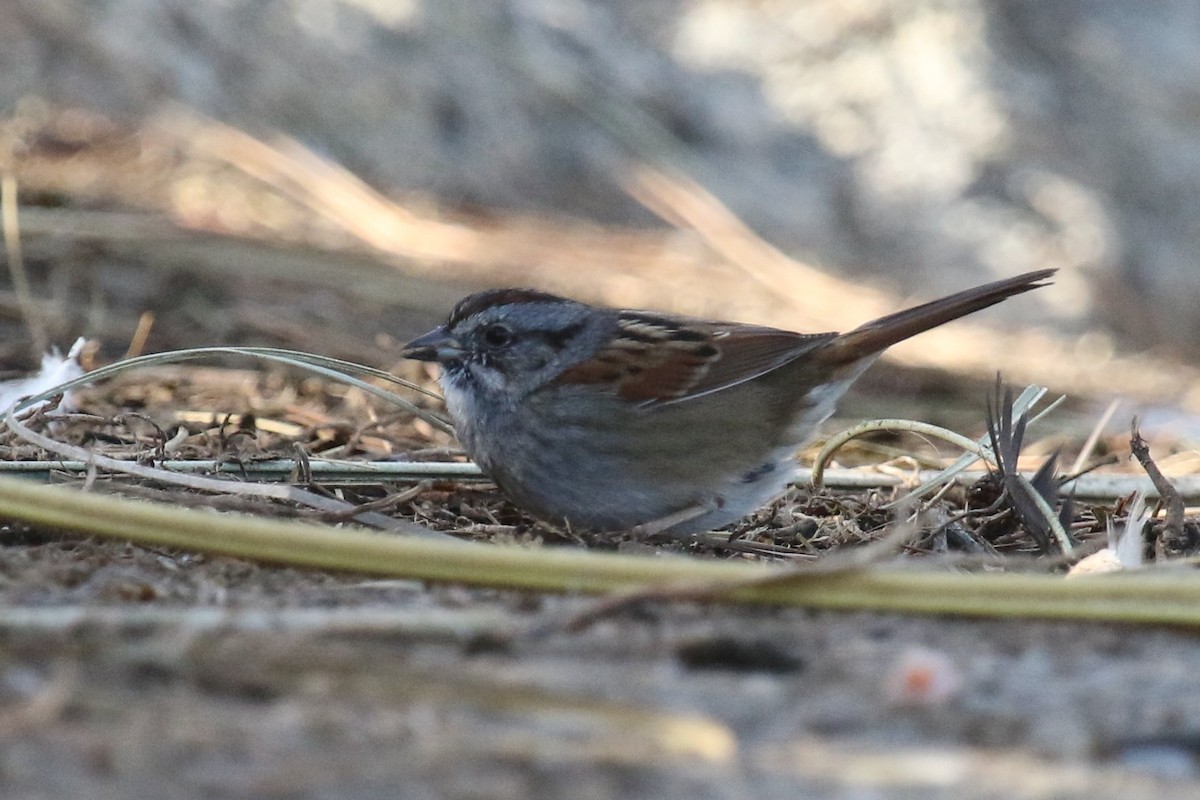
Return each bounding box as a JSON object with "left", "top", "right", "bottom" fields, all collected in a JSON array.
[{"left": 2, "top": 0, "right": 1199, "bottom": 415}]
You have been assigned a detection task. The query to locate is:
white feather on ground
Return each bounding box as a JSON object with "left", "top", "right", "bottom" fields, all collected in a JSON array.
[
  {"left": 1067, "top": 492, "right": 1148, "bottom": 577},
  {"left": 0, "top": 338, "right": 87, "bottom": 413}
]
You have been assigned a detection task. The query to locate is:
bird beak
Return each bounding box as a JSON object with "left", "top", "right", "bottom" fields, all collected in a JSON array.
[{"left": 400, "top": 326, "right": 464, "bottom": 362}]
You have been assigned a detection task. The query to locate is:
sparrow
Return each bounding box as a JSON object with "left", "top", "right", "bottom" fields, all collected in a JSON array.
[{"left": 401, "top": 269, "right": 1054, "bottom": 536}]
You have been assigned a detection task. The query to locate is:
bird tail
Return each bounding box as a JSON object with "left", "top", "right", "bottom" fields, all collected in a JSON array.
[{"left": 820, "top": 269, "right": 1055, "bottom": 364}]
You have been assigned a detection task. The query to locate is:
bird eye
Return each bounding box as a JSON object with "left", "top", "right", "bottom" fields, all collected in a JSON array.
[{"left": 482, "top": 323, "right": 513, "bottom": 347}]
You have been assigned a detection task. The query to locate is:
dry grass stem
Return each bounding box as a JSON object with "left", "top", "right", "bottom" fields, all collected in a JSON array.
[
  {"left": 1, "top": 173, "right": 48, "bottom": 355},
  {"left": 2, "top": 475, "right": 1200, "bottom": 626},
  {"left": 812, "top": 419, "right": 989, "bottom": 490}
]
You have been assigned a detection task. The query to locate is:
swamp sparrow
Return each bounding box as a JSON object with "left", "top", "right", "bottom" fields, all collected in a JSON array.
[{"left": 402, "top": 270, "right": 1054, "bottom": 536}]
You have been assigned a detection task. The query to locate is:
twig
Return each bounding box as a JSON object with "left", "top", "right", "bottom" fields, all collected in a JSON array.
[
  {"left": 1056, "top": 455, "right": 1120, "bottom": 487},
  {"left": 811, "top": 419, "right": 989, "bottom": 490},
  {"left": 1130, "top": 417, "right": 1186, "bottom": 550},
  {"left": 315, "top": 481, "right": 431, "bottom": 521},
  {"left": 0, "top": 458, "right": 1195, "bottom": 500},
  {"left": 0, "top": 173, "right": 48, "bottom": 355},
  {"left": 1070, "top": 398, "right": 1120, "bottom": 475},
  {"left": 123, "top": 311, "right": 156, "bottom": 359},
  {"left": 0, "top": 458, "right": 484, "bottom": 483}
]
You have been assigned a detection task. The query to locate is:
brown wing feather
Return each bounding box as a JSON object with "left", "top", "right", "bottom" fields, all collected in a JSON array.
[
  {"left": 555, "top": 313, "right": 834, "bottom": 407},
  {"left": 654, "top": 325, "right": 834, "bottom": 405}
]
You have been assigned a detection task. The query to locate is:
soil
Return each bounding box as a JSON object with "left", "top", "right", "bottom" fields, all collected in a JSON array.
[{"left": 2, "top": 534, "right": 1200, "bottom": 799}]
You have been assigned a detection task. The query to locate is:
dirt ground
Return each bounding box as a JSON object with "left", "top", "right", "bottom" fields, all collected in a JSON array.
[
  {"left": 3, "top": 534, "right": 1200, "bottom": 799},
  {"left": 3, "top": 112, "right": 1200, "bottom": 799}
]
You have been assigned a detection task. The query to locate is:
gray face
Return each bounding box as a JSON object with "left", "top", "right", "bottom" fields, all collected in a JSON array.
[{"left": 435, "top": 294, "right": 618, "bottom": 401}]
